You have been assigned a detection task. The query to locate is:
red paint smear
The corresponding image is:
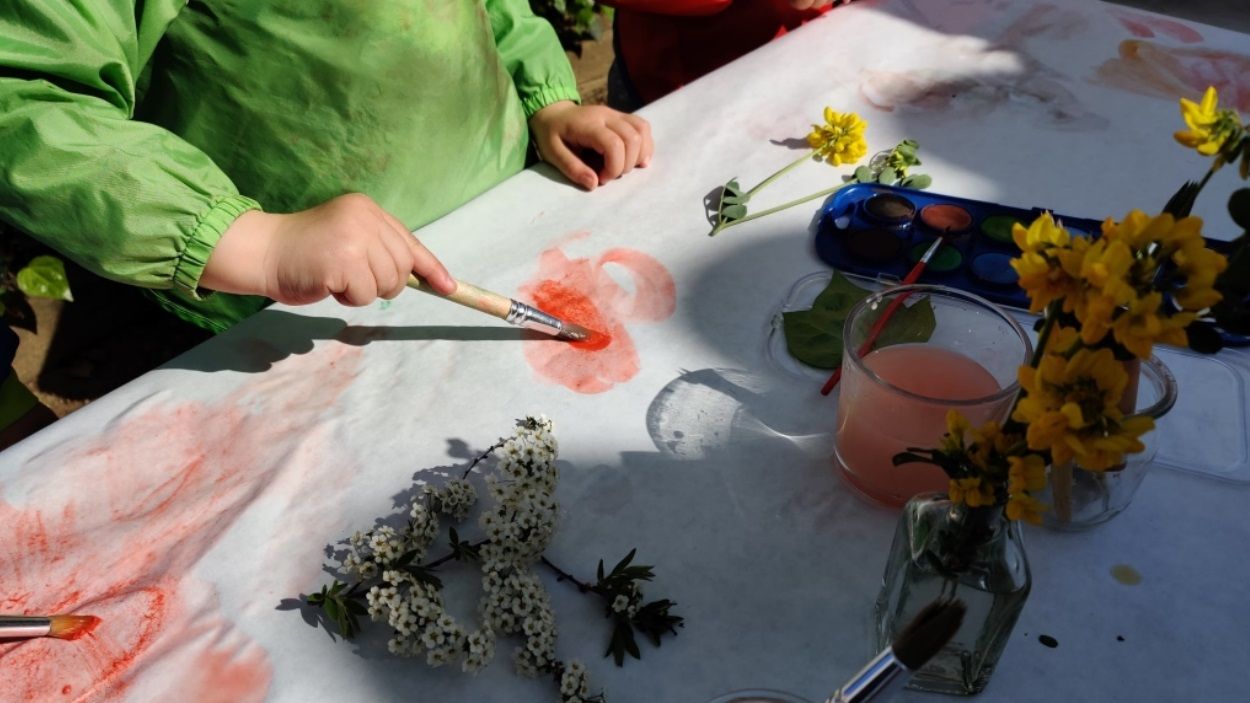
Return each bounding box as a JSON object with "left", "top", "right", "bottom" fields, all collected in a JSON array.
[
  {"left": 1097, "top": 40, "right": 1250, "bottom": 113},
  {"left": 520, "top": 242, "right": 676, "bottom": 394},
  {"left": 1112, "top": 9, "right": 1203, "bottom": 44},
  {"left": 0, "top": 342, "right": 363, "bottom": 701}
]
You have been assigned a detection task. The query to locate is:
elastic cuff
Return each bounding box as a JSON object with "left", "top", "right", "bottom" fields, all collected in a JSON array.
[
  {"left": 172, "top": 194, "right": 263, "bottom": 301},
  {"left": 520, "top": 82, "right": 582, "bottom": 120}
]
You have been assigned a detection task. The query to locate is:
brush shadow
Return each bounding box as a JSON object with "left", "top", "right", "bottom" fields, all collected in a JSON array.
[{"left": 160, "top": 309, "right": 540, "bottom": 374}]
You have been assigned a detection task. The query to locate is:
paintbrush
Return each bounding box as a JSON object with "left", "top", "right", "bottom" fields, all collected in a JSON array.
[
  {"left": 406, "top": 274, "right": 599, "bottom": 343},
  {"left": 820, "top": 235, "right": 947, "bottom": 396},
  {"left": 1, "top": 614, "right": 101, "bottom": 641},
  {"left": 826, "top": 599, "right": 966, "bottom": 703}
]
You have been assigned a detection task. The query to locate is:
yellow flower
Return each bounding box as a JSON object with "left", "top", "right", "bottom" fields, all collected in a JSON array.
[
  {"left": 807, "top": 107, "right": 868, "bottom": 166},
  {"left": 1012, "top": 212, "right": 1070, "bottom": 253},
  {"left": 1174, "top": 86, "right": 1243, "bottom": 157},
  {"left": 1111, "top": 292, "right": 1166, "bottom": 359},
  {"left": 1006, "top": 493, "right": 1046, "bottom": 524},
  {"left": 1172, "top": 238, "right": 1228, "bottom": 311},
  {"left": 1074, "top": 415, "right": 1155, "bottom": 471},
  {"left": 1008, "top": 454, "right": 1047, "bottom": 494},
  {"left": 948, "top": 477, "right": 996, "bottom": 508}
]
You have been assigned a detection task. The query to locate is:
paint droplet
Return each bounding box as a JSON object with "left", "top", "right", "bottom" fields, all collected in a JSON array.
[
  {"left": 1111, "top": 564, "right": 1142, "bottom": 585},
  {"left": 1038, "top": 634, "right": 1059, "bottom": 648},
  {"left": 1116, "top": 635, "right": 1125, "bottom": 642},
  {"left": 379, "top": 300, "right": 392, "bottom": 310},
  {"left": 673, "top": 430, "right": 684, "bottom": 439},
  {"left": 62, "top": 686, "right": 72, "bottom": 695}
]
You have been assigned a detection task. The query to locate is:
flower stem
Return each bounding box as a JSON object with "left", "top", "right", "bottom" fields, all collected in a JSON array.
[
  {"left": 540, "top": 556, "right": 595, "bottom": 594},
  {"left": 742, "top": 150, "right": 818, "bottom": 199},
  {"left": 711, "top": 183, "right": 847, "bottom": 236},
  {"left": 463, "top": 438, "right": 507, "bottom": 479},
  {"left": 425, "top": 539, "right": 489, "bottom": 569}
]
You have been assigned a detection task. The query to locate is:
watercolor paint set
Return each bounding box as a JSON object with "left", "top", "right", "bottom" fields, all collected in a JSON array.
[{"left": 814, "top": 183, "right": 1108, "bottom": 310}]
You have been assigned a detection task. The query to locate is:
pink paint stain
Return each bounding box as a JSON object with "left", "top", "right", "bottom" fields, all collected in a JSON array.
[
  {"left": 0, "top": 341, "right": 363, "bottom": 701},
  {"left": 1111, "top": 9, "right": 1203, "bottom": 44},
  {"left": 1096, "top": 40, "right": 1250, "bottom": 113},
  {"left": 520, "top": 242, "right": 676, "bottom": 394}
]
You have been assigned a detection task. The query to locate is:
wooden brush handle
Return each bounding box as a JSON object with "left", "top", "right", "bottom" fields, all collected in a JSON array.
[{"left": 407, "top": 274, "right": 514, "bottom": 321}]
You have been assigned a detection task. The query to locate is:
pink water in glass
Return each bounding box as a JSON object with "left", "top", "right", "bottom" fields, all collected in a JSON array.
[{"left": 835, "top": 343, "right": 1005, "bottom": 507}]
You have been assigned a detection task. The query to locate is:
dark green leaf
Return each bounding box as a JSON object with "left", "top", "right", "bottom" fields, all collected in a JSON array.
[
  {"left": 16, "top": 255, "right": 72, "bottom": 302},
  {"left": 782, "top": 308, "right": 845, "bottom": 368},
  {"left": 893, "top": 452, "right": 937, "bottom": 467},
  {"left": 872, "top": 295, "right": 937, "bottom": 349},
  {"left": 810, "top": 270, "right": 869, "bottom": 311},
  {"left": 724, "top": 178, "right": 743, "bottom": 197},
  {"left": 877, "top": 168, "right": 898, "bottom": 185},
  {"left": 1186, "top": 321, "right": 1224, "bottom": 354},
  {"left": 404, "top": 565, "right": 444, "bottom": 589},
  {"left": 610, "top": 549, "right": 636, "bottom": 577}
]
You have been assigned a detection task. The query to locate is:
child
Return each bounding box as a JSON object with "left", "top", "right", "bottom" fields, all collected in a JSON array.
[
  {"left": 0, "top": 1, "right": 653, "bottom": 333},
  {"left": 602, "top": 0, "right": 846, "bottom": 111}
]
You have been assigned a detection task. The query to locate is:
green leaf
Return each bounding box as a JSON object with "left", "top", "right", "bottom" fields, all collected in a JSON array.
[
  {"left": 16, "top": 255, "right": 72, "bottom": 302},
  {"left": 899, "top": 174, "right": 932, "bottom": 189},
  {"left": 782, "top": 308, "right": 845, "bottom": 369},
  {"left": 721, "top": 203, "right": 748, "bottom": 221},
  {"left": 877, "top": 168, "right": 898, "bottom": 185},
  {"left": 723, "top": 178, "right": 743, "bottom": 198},
  {"left": 782, "top": 272, "right": 935, "bottom": 369},
  {"left": 872, "top": 294, "right": 937, "bottom": 349},
  {"left": 853, "top": 165, "right": 873, "bottom": 182}
]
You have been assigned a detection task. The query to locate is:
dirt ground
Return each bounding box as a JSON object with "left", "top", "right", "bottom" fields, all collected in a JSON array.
[{"left": 8, "top": 39, "right": 617, "bottom": 419}]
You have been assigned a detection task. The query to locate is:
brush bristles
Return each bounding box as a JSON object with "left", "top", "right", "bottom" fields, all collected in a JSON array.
[
  {"left": 558, "top": 323, "right": 598, "bottom": 343},
  {"left": 892, "top": 599, "right": 966, "bottom": 671},
  {"left": 47, "top": 614, "right": 101, "bottom": 640}
]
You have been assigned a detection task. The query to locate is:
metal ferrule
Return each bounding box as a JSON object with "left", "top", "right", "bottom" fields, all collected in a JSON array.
[
  {"left": 827, "top": 648, "right": 907, "bottom": 703},
  {"left": 505, "top": 300, "right": 563, "bottom": 337},
  {"left": 0, "top": 616, "right": 52, "bottom": 638}
]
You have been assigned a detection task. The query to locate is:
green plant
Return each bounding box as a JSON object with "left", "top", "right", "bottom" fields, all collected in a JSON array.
[
  {"left": 1, "top": 223, "right": 73, "bottom": 333},
  {"left": 531, "top": 0, "right": 610, "bottom": 56}
]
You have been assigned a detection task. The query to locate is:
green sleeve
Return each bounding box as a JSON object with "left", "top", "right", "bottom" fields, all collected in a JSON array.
[
  {"left": 0, "top": 1, "right": 260, "bottom": 302},
  {"left": 485, "top": 0, "right": 582, "bottom": 118}
]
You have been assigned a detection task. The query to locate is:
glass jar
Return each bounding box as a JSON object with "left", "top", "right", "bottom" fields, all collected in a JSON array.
[
  {"left": 1037, "top": 355, "right": 1178, "bottom": 530},
  {"left": 834, "top": 285, "right": 1032, "bottom": 507},
  {"left": 874, "top": 493, "right": 1030, "bottom": 695}
]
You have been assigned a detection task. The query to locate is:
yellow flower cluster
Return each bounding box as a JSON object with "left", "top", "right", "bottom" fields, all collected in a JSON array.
[
  {"left": 939, "top": 410, "right": 1047, "bottom": 523},
  {"left": 1013, "top": 330, "right": 1155, "bottom": 471},
  {"left": 1011, "top": 210, "right": 1227, "bottom": 359},
  {"left": 807, "top": 107, "right": 868, "bottom": 166},
  {"left": 1175, "top": 86, "right": 1247, "bottom": 177}
]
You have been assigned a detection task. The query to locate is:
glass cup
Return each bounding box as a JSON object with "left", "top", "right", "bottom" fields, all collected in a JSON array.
[
  {"left": 833, "top": 285, "right": 1032, "bottom": 508},
  {"left": 705, "top": 690, "right": 812, "bottom": 703}
]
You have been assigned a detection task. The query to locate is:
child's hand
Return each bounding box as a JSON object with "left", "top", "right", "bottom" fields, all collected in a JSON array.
[
  {"left": 789, "top": 0, "right": 837, "bottom": 8},
  {"left": 202, "top": 193, "right": 455, "bottom": 306},
  {"left": 529, "top": 101, "right": 653, "bottom": 191}
]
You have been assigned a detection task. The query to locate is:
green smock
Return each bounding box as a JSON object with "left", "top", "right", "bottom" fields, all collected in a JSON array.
[{"left": 0, "top": 1, "right": 579, "bottom": 331}]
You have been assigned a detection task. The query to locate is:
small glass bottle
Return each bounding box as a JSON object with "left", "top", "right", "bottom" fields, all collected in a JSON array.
[{"left": 874, "top": 493, "right": 1030, "bottom": 695}]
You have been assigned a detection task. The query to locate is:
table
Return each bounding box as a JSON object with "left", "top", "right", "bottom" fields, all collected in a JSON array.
[{"left": 4, "top": 1, "right": 1249, "bottom": 700}]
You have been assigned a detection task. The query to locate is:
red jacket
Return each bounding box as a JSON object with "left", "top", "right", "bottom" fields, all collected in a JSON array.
[{"left": 602, "top": 1, "right": 835, "bottom": 104}]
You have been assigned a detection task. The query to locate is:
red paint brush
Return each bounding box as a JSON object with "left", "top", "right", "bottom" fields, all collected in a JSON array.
[
  {"left": 406, "top": 274, "right": 602, "bottom": 343},
  {"left": 1, "top": 614, "right": 101, "bottom": 640},
  {"left": 820, "top": 236, "right": 946, "bottom": 396}
]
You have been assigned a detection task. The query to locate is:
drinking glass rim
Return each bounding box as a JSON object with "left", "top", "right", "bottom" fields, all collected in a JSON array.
[{"left": 842, "top": 284, "right": 1033, "bottom": 407}]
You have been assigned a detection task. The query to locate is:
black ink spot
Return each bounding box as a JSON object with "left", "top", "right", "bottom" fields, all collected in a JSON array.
[
  {"left": 1038, "top": 634, "right": 1059, "bottom": 648},
  {"left": 1116, "top": 635, "right": 1125, "bottom": 642}
]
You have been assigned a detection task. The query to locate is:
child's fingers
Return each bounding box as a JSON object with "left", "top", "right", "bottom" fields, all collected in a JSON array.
[
  {"left": 586, "top": 126, "right": 626, "bottom": 184},
  {"left": 607, "top": 119, "right": 642, "bottom": 178},
  {"left": 622, "top": 114, "right": 654, "bottom": 166},
  {"left": 334, "top": 262, "right": 379, "bottom": 307},
  {"left": 404, "top": 233, "right": 456, "bottom": 295},
  {"left": 540, "top": 135, "right": 598, "bottom": 191},
  {"left": 367, "top": 238, "right": 404, "bottom": 301},
  {"left": 375, "top": 210, "right": 422, "bottom": 297}
]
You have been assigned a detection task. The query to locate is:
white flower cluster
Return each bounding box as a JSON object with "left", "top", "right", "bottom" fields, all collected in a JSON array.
[
  {"left": 335, "top": 416, "right": 591, "bottom": 700},
  {"left": 610, "top": 582, "right": 642, "bottom": 619},
  {"left": 559, "top": 661, "right": 592, "bottom": 703}
]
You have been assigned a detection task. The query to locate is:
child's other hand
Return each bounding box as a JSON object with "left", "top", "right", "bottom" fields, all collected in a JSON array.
[
  {"left": 789, "top": 0, "right": 836, "bottom": 9},
  {"left": 202, "top": 193, "right": 455, "bottom": 306},
  {"left": 529, "top": 101, "right": 653, "bottom": 191}
]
